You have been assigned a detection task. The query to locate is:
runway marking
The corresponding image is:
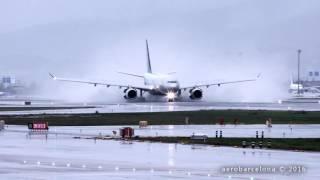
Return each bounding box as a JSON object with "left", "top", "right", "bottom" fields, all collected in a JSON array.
[{"left": 15, "top": 159, "right": 264, "bottom": 179}]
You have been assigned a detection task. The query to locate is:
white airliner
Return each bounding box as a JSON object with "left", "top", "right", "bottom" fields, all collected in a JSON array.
[
  {"left": 50, "top": 40, "right": 260, "bottom": 102},
  {"left": 289, "top": 79, "right": 320, "bottom": 95},
  {"left": 289, "top": 79, "right": 304, "bottom": 94}
]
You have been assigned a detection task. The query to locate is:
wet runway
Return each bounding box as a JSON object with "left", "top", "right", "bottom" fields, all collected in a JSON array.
[
  {"left": 133, "top": 124, "right": 320, "bottom": 138},
  {"left": 7, "top": 124, "right": 320, "bottom": 139},
  {"left": 0, "top": 101, "right": 320, "bottom": 115},
  {"left": 0, "top": 127, "right": 319, "bottom": 180}
]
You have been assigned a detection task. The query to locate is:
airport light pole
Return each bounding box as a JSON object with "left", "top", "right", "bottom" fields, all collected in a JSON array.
[{"left": 297, "top": 49, "right": 302, "bottom": 96}]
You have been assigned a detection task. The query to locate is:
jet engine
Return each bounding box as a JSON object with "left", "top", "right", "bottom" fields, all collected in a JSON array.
[
  {"left": 189, "top": 88, "right": 203, "bottom": 99},
  {"left": 124, "top": 88, "right": 138, "bottom": 99}
]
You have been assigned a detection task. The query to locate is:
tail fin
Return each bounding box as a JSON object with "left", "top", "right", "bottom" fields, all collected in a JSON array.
[{"left": 146, "top": 40, "right": 152, "bottom": 73}]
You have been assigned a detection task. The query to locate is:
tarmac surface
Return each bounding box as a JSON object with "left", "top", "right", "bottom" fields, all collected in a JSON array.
[
  {"left": 0, "top": 126, "right": 319, "bottom": 180},
  {"left": 0, "top": 101, "right": 320, "bottom": 115},
  {"left": 5, "top": 124, "right": 318, "bottom": 139},
  {"left": 0, "top": 100, "right": 319, "bottom": 179}
]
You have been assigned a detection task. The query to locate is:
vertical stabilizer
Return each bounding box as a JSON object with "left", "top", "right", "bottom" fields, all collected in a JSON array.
[{"left": 146, "top": 40, "right": 153, "bottom": 73}]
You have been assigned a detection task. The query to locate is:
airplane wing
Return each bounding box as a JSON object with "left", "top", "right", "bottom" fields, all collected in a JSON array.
[
  {"left": 180, "top": 74, "right": 261, "bottom": 91},
  {"left": 49, "top": 73, "right": 151, "bottom": 91}
]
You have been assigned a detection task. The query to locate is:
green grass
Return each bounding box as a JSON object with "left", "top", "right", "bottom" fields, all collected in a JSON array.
[
  {"left": 2, "top": 109, "right": 320, "bottom": 126},
  {"left": 134, "top": 137, "right": 320, "bottom": 151}
]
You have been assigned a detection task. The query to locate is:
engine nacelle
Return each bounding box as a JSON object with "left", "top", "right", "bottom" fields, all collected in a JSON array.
[
  {"left": 189, "top": 88, "right": 203, "bottom": 99},
  {"left": 124, "top": 88, "right": 138, "bottom": 99}
]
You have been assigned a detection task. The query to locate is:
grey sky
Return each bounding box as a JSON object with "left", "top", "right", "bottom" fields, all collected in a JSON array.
[{"left": 0, "top": 0, "right": 319, "bottom": 102}]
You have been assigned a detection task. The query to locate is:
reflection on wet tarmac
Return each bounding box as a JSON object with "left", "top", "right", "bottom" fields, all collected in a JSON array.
[{"left": 0, "top": 126, "right": 319, "bottom": 180}]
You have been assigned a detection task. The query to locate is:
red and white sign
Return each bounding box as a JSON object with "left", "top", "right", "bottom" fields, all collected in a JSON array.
[{"left": 33, "top": 123, "right": 47, "bottom": 129}]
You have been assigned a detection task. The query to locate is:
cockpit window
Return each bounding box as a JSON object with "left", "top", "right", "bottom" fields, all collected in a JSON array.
[{"left": 168, "top": 81, "right": 177, "bottom": 83}]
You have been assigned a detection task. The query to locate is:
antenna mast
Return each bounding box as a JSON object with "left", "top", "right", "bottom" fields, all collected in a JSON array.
[{"left": 297, "top": 49, "right": 302, "bottom": 96}]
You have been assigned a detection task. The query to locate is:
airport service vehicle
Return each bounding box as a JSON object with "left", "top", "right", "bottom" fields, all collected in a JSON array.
[{"left": 50, "top": 40, "right": 259, "bottom": 102}]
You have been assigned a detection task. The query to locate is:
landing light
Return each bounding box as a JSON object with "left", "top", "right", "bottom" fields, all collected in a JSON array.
[{"left": 167, "top": 92, "right": 175, "bottom": 99}]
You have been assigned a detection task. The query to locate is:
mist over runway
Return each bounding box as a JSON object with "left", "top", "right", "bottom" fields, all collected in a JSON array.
[{"left": 1, "top": 0, "right": 320, "bottom": 103}]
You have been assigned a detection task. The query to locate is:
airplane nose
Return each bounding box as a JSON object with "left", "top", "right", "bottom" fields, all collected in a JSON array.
[
  {"left": 168, "top": 83, "right": 178, "bottom": 87},
  {"left": 168, "top": 85, "right": 179, "bottom": 92},
  {"left": 165, "top": 83, "right": 179, "bottom": 93}
]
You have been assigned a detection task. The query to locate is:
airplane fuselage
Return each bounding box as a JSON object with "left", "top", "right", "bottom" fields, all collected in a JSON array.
[
  {"left": 289, "top": 82, "right": 303, "bottom": 93},
  {"left": 143, "top": 73, "right": 180, "bottom": 96}
]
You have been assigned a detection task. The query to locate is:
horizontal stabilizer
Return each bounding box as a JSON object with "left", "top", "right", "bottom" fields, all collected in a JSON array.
[
  {"left": 167, "top": 72, "right": 176, "bottom": 75},
  {"left": 117, "top": 72, "right": 144, "bottom": 78}
]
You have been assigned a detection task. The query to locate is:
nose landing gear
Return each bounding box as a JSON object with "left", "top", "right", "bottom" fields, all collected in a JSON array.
[{"left": 166, "top": 92, "right": 176, "bottom": 102}]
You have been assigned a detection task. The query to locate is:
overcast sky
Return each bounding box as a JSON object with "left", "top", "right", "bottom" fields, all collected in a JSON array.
[{"left": 0, "top": 0, "right": 319, "bottom": 102}]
